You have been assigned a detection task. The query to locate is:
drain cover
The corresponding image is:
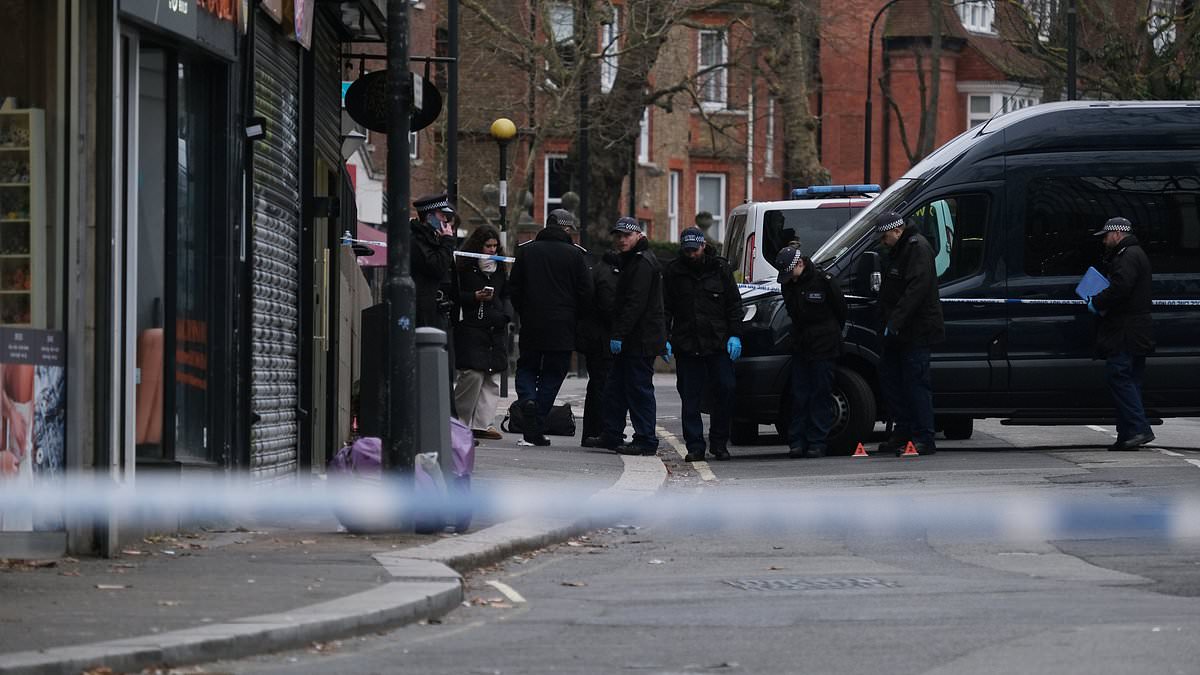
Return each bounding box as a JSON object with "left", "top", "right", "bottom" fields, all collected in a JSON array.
[{"left": 724, "top": 577, "right": 901, "bottom": 592}]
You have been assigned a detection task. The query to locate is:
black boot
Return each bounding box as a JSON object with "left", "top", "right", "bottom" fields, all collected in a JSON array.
[
  {"left": 521, "top": 400, "right": 551, "bottom": 446},
  {"left": 709, "top": 442, "right": 731, "bottom": 461},
  {"left": 878, "top": 435, "right": 909, "bottom": 455},
  {"left": 683, "top": 450, "right": 705, "bottom": 462},
  {"left": 803, "top": 445, "right": 826, "bottom": 459}
]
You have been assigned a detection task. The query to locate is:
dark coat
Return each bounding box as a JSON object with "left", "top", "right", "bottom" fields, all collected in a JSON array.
[
  {"left": 610, "top": 237, "right": 668, "bottom": 357},
  {"left": 451, "top": 261, "right": 511, "bottom": 373},
  {"left": 782, "top": 258, "right": 847, "bottom": 361},
  {"left": 663, "top": 246, "right": 743, "bottom": 357},
  {"left": 576, "top": 250, "right": 621, "bottom": 355},
  {"left": 509, "top": 227, "right": 593, "bottom": 352},
  {"left": 410, "top": 218, "right": 456, "bottom": 329},
  {"left": 1093, "top": 234, "right": 1155, "bottom": 357},
  {"left": 878, "top": 227, "right": 945, "bottom": 347}
]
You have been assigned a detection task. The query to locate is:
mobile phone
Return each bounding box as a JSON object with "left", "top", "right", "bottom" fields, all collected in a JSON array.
[{"left": 482, "top": 286, "right": 495, "bottom": 294}]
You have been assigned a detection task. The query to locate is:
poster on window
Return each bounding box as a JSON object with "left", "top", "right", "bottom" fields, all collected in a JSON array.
[{"left": 0, "top": 327, "right": 65, "bottom": 532}]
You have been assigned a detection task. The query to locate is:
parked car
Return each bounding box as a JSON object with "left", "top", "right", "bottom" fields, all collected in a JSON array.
[
  {"left": 723, "top": 185, "right": 877, "bottom": 285},
  {"left": 730, "top": 101, "right": 1200, "bottom": 453}
]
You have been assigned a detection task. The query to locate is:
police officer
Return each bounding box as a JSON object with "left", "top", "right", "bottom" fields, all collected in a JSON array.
[
  {"left": 663, "top": 226, "right": 742, "bottom": 462},
  {"left": 410, "top": 193, "right": 457, "bottom": 330},
  {"left": 775, "top": 242, "right": 846, "bottom": 458},
  {"left": 875, "top": 211, "right": 944, "bottom": 456},
  {"left": 578, "top": 247, "right": 622, "bottom": 447},
  {"left": 509, "top": 209, "right": 593, "bottom": 446},
  {"left": 599, "top": 217, "right": 667, "bottom": 456},
  {"left": 1087, "top": 216, "right": 1155, "bottom": 451}
]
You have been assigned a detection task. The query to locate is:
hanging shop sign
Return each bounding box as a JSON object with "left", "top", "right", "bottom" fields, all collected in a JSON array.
[
  {"left": 261, "top": 0, "right": 284, "bottom": 23},
  {"left": 343, "top": 70, "right": 444, "bottom": 134},
  {"left": 293, "top": 0, "right": 315, "bottom": 49}
]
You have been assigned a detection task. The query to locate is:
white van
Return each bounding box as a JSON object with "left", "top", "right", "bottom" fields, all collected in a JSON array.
[{"left": 723, "top": 185, "right": 877, "bottom": 284}]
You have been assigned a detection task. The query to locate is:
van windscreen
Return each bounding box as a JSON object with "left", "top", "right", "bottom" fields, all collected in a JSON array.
[{"left": 762, "top": 206, "right": 862, "bottom": 267}]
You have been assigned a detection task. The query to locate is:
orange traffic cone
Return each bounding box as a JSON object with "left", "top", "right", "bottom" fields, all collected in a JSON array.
[
  {"left": 899, "top": 441, "right": 919, "bottom": 457},
  {"left": 852, "top": 442, "right": 869, "bottom": 457}
]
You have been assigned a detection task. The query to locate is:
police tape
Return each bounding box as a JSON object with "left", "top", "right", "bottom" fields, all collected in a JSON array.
[
  {"left": 738, "top": 284, "right": 1200, "bottom": 307},
  {"left": 453, "top": 251, "right": 517, "bottom": 263}
]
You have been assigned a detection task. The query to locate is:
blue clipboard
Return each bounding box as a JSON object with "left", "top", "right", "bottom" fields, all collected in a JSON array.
[{"left": 1075, "top": 266, "right": 1109, "bottom": 301}]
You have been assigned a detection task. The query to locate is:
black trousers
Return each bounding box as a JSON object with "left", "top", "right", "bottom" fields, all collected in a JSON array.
[{"left": 581, "top": 351, "right": 612, "bottom": 440}]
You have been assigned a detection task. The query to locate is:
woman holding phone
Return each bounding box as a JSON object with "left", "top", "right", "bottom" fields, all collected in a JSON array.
[{"left": 451, "top": 226, "right": 511, "bottom": 440}]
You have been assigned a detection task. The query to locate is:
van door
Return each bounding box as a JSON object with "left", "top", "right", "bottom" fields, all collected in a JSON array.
[
  {"left": 902, "top": 190, "right": 1007, "bottom": 398},
  {"left": 1005, "top": 153, "right": 1200, "bottom": 413}
]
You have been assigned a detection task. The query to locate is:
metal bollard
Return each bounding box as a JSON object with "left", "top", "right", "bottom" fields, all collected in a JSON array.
[{"left": 415, "top": 327, "right": 451, "bottom": 472}]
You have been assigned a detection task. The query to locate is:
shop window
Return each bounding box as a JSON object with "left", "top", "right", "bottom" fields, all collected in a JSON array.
[{"left": 1024, "top": 175, "right": 1200, "bottom": 279}]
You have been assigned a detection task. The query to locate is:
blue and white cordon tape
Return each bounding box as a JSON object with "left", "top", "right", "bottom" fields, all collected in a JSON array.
[{"left": 737, "top": 283, "right": 1200, "bottom": 307}]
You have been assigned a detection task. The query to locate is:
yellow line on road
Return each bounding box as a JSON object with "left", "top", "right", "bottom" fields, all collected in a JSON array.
[{"left": 657, "top": 426, "right": 716, "bottom": 482}]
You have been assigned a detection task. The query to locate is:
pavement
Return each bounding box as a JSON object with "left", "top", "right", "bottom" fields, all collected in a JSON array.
[{"left": 0, "top": 376, "right": 666, "bottom": 675}]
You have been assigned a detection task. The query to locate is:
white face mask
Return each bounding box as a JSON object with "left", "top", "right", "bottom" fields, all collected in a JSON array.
[{"left": 479, "top": 259, "right": 497, "bottom": 274}]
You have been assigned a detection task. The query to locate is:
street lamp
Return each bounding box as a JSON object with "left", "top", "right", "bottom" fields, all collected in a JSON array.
[
  {"left": 863, "top": 0, "right": 904, "bottom": 185},
  {"left": 489, "top": 117, "right": 517, "bottom": 237}
]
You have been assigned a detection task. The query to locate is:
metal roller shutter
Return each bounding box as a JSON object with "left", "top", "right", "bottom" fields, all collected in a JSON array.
[
  {"left": 313, "top": 13, "right": 342, "bottom": 167},
  {"left": 250, "top": 13, "right": 301, "bottom": 482}
]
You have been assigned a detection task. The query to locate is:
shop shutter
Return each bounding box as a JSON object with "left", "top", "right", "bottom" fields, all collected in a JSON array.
[
  {"left": 313, "top": 13, "right": 341, "bottom": 167},
  {"left": 250, "top": 13, "right": 302, "bottom": 481}
]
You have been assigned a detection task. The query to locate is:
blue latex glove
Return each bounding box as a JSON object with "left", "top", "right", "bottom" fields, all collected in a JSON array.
[
  {"left": 661, "top": 341, "right": 672, "bottom": 363},
  {"left": 610, "top": 339, "right": 623, "bottom": 355},
  {"left": 883, "top": 325, "right": 892, "bottom": 337},
  {"left": 1086, "top": 296, "right": 1099, "bottom": 315},
  {"left": 727, "top": 336, "right": 742, "bottom": 361}
]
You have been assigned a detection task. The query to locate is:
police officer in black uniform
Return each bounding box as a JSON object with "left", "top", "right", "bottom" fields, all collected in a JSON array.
[
  {"left": 410, "top": 193, "right": 457, "bottom": 330},
  {"left": 578, "top": 247, "right": 622, "bottom": 446},
  {"left": 775, "top": 242, "right": 847, "bottom": 458},
  {"left": 875, "top": 211, "right": 945, "bottom": 456},
  {"left": 599, "top": 217, "right": 668, "bottom": 456},
  {"left": 509, "top": 209, "right": 593, "bottom": 446},
  {"left": 1087, "top": 216, "right": 1156, "bottom": 451},
  {"left": 663, "top": 226, "right": 742, "bottom": 462}
]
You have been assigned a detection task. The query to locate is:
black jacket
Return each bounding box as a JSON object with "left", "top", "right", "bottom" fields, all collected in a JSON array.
[
  {"left": 1093, "top": 235, "right": 1155, "bottom": 357},
  {"left": 410, "top": 218, "right": 456, "bottom": 329},
  {"left": 610, "top": 238, "right": 668, "bottom": 357},
  {"left": 451, "top": 261, "right": 511, "bottom": 373},
  {"left": 878, "top": 227, "right": 945, "bottom": 347},
  {"left": 782, "top": 258, "right": 847, "bottom": 361},
  {"left": 509, "top": 227, "right": 593, "bottom": 352},
  {"left": 576, "top": 250, "right": 621, "bottom": 355},
  {"left": 663, "top": 246, "right": 743, "bottom": 356}
]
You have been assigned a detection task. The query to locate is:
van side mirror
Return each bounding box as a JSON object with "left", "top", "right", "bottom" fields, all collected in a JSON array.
[{"left": 854, "top": 251, "right": 881, "bottom": 297}]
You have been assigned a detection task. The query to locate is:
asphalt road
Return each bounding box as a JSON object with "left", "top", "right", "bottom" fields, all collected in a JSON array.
[{"left": 204, "top": 376, "right": 1200, "bottom": 675}]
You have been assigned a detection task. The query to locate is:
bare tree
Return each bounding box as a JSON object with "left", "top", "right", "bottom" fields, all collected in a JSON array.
[{"left": 879, "top": 0, "right": 949, "bottom": 167}]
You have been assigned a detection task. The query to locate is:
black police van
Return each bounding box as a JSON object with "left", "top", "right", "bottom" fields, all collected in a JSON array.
[{"left": 729, "top": 101, "right": 1200, "bottom": 454}]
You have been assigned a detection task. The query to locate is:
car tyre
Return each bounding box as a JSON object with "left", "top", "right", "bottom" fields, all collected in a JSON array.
[
  {"left": 940, "top": 415, "right": 974, "bottom": 440},
  {"left": 775, "top": 366, "right": 876, "bottom": 456}
]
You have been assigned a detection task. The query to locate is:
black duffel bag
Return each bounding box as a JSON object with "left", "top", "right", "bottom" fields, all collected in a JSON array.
[{"left": 501, "top": 401, "right": 576, "bottom": 436}]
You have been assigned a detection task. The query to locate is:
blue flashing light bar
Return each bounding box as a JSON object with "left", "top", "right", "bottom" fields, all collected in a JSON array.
[{"left": 791, "top": 184, "right": 881, "bottom": 199}]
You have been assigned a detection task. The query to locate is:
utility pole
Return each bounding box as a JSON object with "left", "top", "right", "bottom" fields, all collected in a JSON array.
[
  {"left": 1066, "top": 0, "right": 1077, "bottom": 100},
  {"left": 384, "top": 0, "right": 416, "bottom": 480}
]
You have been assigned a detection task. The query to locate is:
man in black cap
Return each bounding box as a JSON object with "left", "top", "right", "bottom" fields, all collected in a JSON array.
[
  {"left": 775, "top": 241, "right": 846, "bottom": 458},
  {"left": 662, "top": 226, "right": 742, "bottom": 461},
  {"left": 598, "top": 216, "right": 668, "bottom": 456},
  {"left": 410, "top": 192, "right": 457, "bottom": 330},
  {"left": 875, "top": 211, "right": 944, "bottom": 456},
  {"left": 509, "top": 208, "right": 593, "bottom": 446},
  {"left": 577, "top": 245, "right": 622, "bottom": 447},
  {"left": 1086, "top": 216, "right": 1155, "bottom": 451}
]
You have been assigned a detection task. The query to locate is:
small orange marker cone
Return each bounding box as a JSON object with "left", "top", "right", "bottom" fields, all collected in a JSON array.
[
  {"left": 899, "top": 441, "right": 919, "bottom": 457},
  {"left": 852, "top": 442, "right": 869, "bottom": 457}
]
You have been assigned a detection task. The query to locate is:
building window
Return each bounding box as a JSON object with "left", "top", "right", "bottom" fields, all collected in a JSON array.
[
  {"left": 599, "top": 6, "right": 620, "bottom": 94},
  {"left": 696, "top": 173, "right": 726, "bottom": 242},
  {"left": 547, "top": 2, "right": 575, "bottom": 75},
  {"left": 409, "top": 131, "right": 419, "bottom": 159},
  {"left": 698, "top": 30, "right": 727, "bottom": 109},
  {"left": 765, "top": 98, "right": 777, "bottom": 177},
  {"left": 965, "top": 88, "right": 1040, "bottom": 128},
  {"left": 668, "top": 170, "right": 681, "bottom": 242},
  {"left": 956, "top": 0, "right": 995, "bottom": 34},
  {"left": 1149, "top": 0, "right": 1177, "bottom": 55},
  {"left": 1025, "top": 0, "right": 1058, "bottom": 42},
  {"left": 544, "top": 154, "right": 569, "bottom": 219},
  {"left": 638, "top": 107, "right": 650, "bottom": 164}
]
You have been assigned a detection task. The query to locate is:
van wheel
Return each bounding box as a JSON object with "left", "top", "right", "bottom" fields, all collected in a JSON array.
[
  {"left": 730, "top": 420, "right": 760, "bottom": 446},
  {"left": 775, "top": 367, "right": 876, "bottom": 456},
  {"left": 940, "top": 415, "right": 974, "bottom": 440}
]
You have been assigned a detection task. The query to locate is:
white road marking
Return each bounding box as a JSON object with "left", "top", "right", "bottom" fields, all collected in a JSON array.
[
  {"left": 1156, "top": 448, "right": 1185, "bottom": 457},
  {"left": 1186, "top": 459, "right": 1200, "bottom": 470},
  {"left": 1087, "top": 425, "right": 1117, "bottom": 437},
  {"left": 657, "top": 426, "right": 716, "bottom": 482},
  {"left": 485, "top": 580, "right": 526, "bottom": 604}
]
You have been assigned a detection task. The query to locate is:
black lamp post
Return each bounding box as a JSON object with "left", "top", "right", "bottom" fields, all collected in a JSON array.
[
  {"left": 863, "top": 0, "right": 904, "bottom": 185},
  {"left": 1066, "top": 0, "right": 1077, "bottom": 100},
  {"left": 489, "top": 117, "right": 517, "bottom": 236}
]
